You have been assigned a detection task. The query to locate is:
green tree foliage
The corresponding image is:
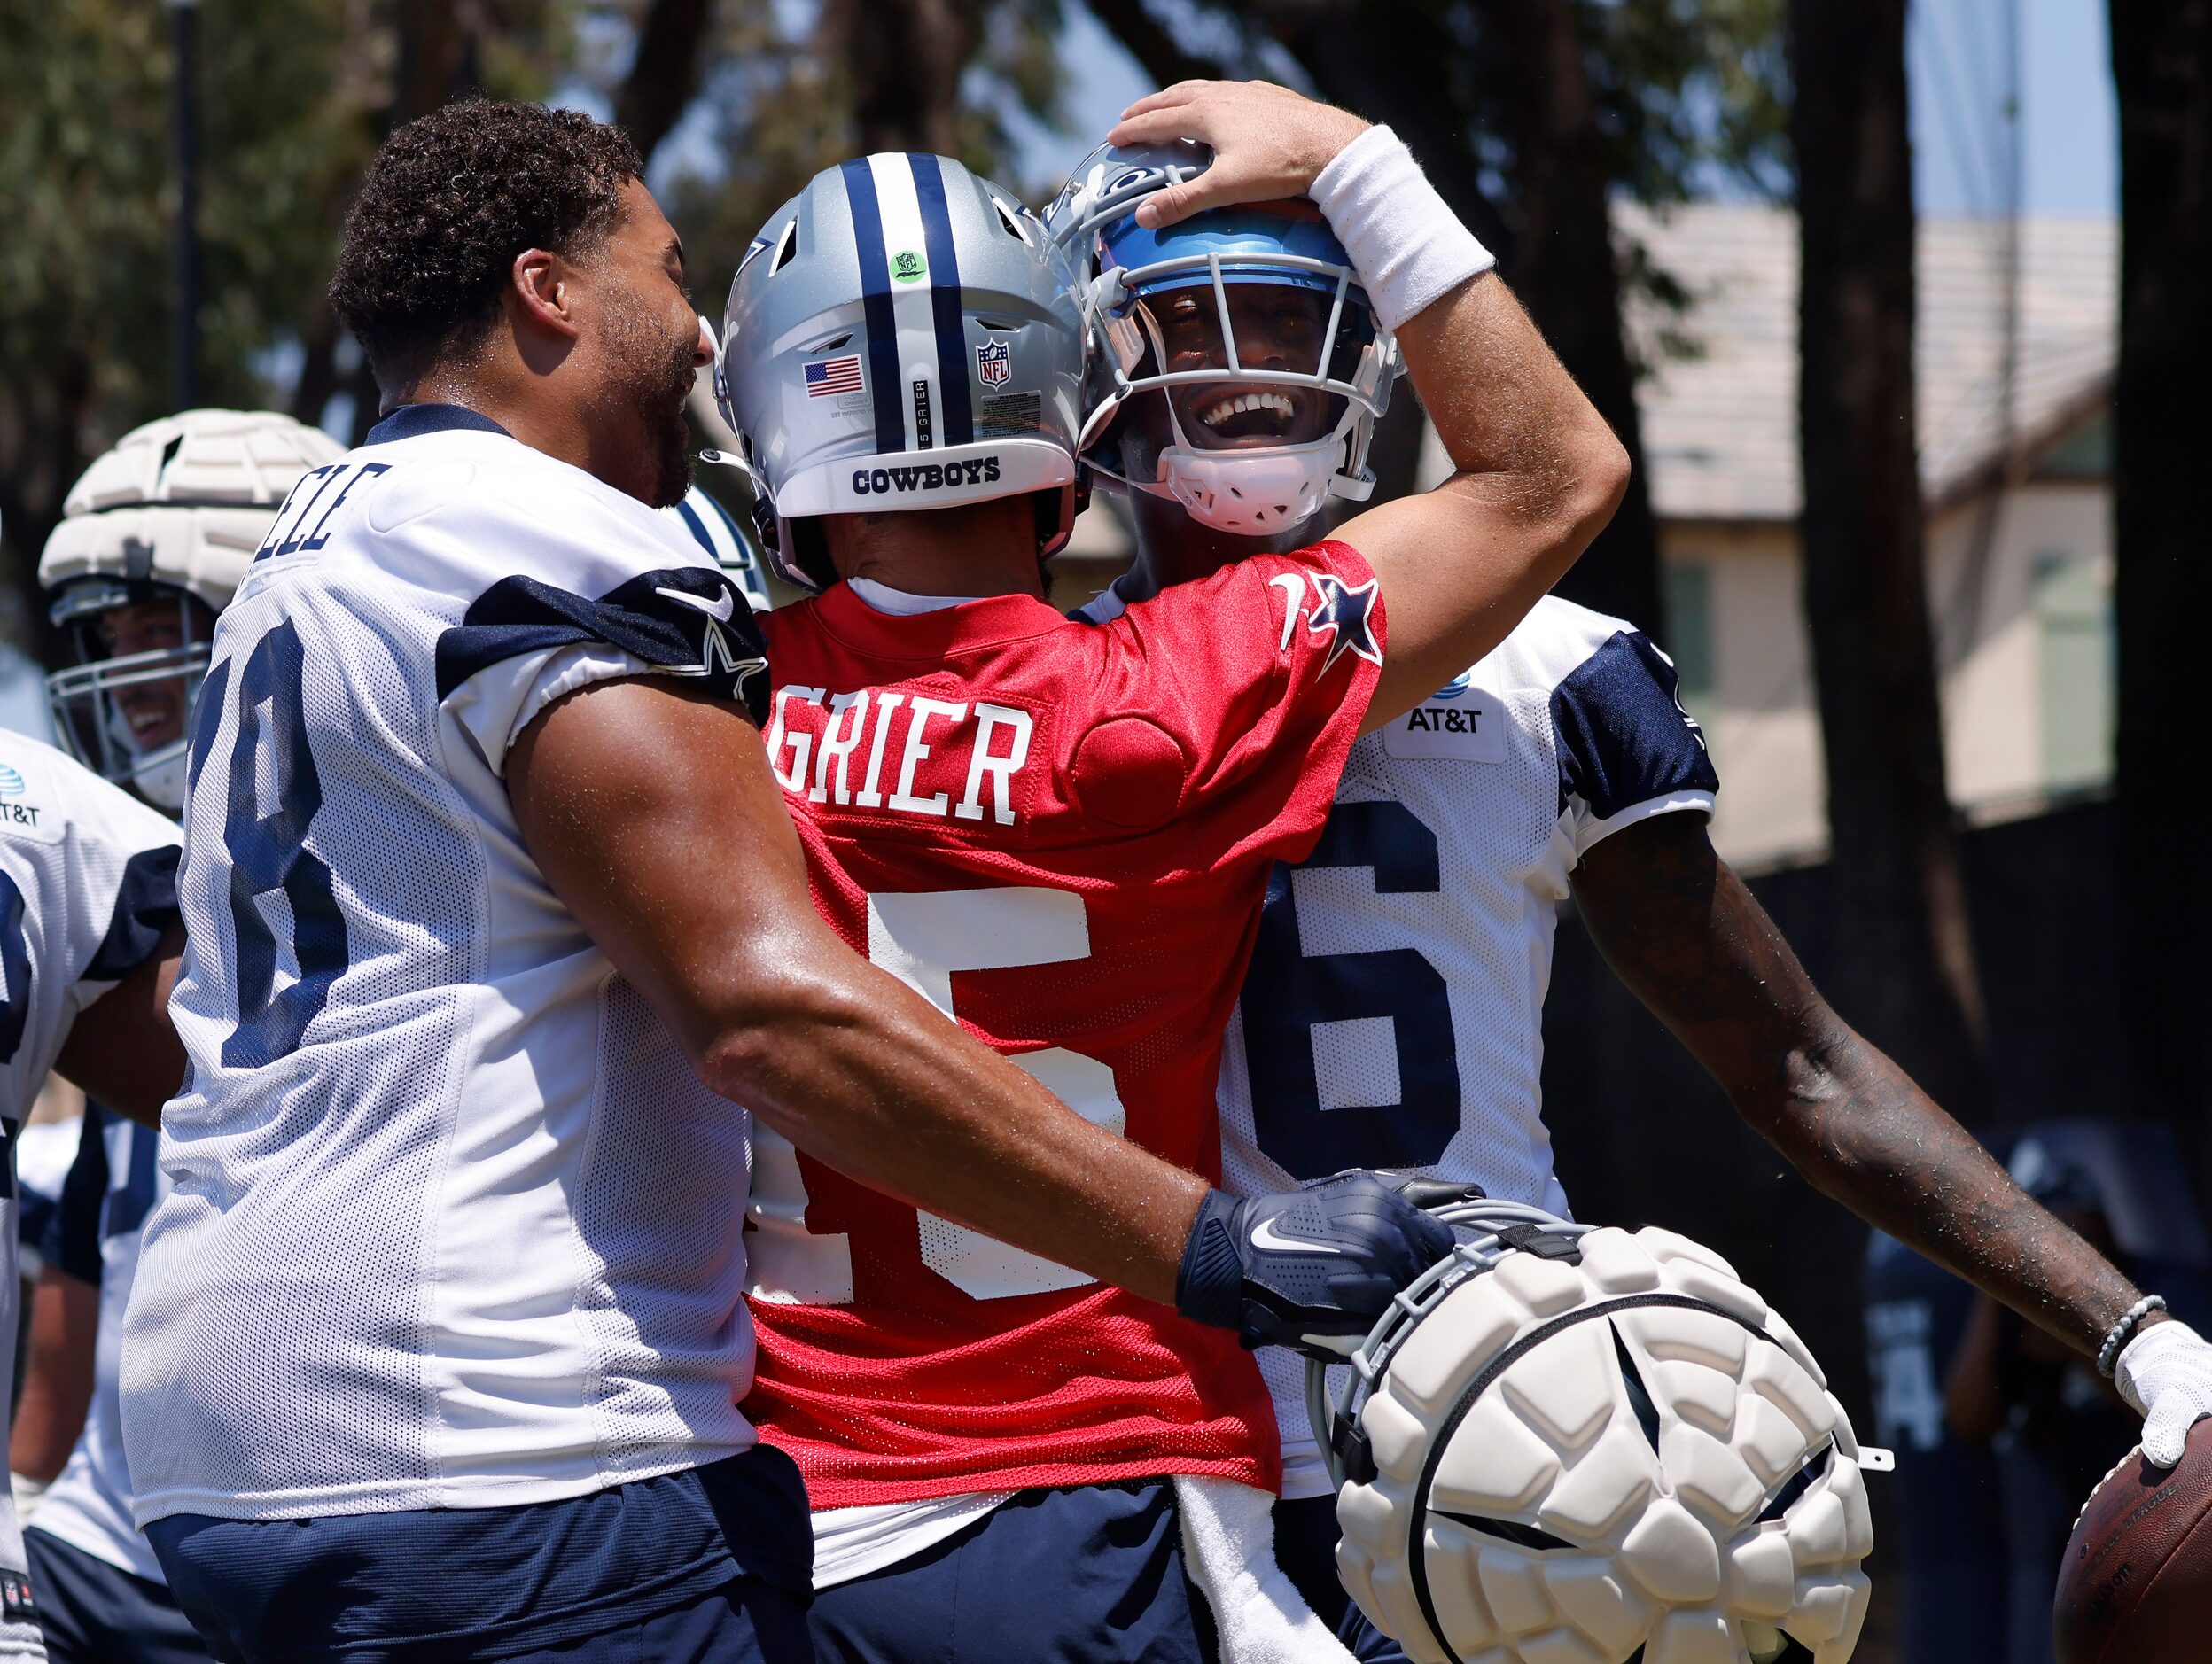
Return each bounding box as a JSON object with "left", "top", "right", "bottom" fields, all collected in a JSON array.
[
  {"left": 656, "top": 0, "right": 1070, "bottom": 307},
  {"left": 0, "top": 0, "right": 559, "bottom": 658}
]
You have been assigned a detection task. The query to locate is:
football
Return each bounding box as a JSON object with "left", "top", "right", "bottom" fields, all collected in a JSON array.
[{"left": 2053, "top": 1419, "right": 2212, "bottom": 1663}]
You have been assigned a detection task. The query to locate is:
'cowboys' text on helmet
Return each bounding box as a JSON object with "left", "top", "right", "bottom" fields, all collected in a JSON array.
[{"left": 715, "top": 153, "right": 1087, "bottom": 592}]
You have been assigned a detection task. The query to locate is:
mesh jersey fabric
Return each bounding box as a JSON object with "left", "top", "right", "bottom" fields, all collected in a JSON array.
[
  {"left": 744, "top": 541, "right": 1384, "bottom": 1507},
  {"left": 0, "top": 729, "right": 183, "bottom": 1658},
  {"left": 121, "top": 408, "right": 776, "bottom": 1527},
  {"left": 28, "top": 1108, "right": 167, "bottom": 1583},
  {"left": 1083, "top": 587, "right": 1718, "bottom": 1499}
]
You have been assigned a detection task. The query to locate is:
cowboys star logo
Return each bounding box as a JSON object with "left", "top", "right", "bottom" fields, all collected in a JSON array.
[{"left": 1304, "top": 572, "right": 1383, "bottom": 675}]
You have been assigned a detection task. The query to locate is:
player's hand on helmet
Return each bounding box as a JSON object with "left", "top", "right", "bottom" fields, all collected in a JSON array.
[
  {"left": 2115, "top": 1318, "right": 2212, "bottom": 1467},
  {"left": 1174, "top": 1171, "right": 1455, "bottom": 1360},
  {"left": 1106, "top": 81, "right": 1369, "bottom": 229}
]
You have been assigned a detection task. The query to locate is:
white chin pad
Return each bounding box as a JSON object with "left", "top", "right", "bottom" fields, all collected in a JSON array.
[
  {"left": 1160, "top": 439, "right": 1338, "bottom": 536},
  {"left": 131, "top": 745, "right": 189, "bottom": 813}
]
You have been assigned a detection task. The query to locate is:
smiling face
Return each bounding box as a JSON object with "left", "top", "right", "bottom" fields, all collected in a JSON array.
[
  {"left": 1114, "top": 279, "right": 1366, "bottom": 482},
  {"left": 97, "top": 597, "right": 201, "bottom": 754}
]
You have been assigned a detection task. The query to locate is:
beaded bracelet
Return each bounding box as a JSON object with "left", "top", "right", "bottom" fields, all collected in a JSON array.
[{"left": 2098, "top": 1294, "right": 2168, "bottom": 1378}]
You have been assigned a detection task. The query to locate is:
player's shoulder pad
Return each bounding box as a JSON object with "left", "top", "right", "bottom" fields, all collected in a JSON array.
[
  {"left": 1543, "top": 608, "right": 1717, "bottom": 822},
  {"left": 1484, "top": 594, "right": 1642, "bottom": 692},
  {"left": 356, "top": 434, "right": 712, "bottom": 600},
  {"left": 0, "top": 731, "right": 180, "bottom": 854}
]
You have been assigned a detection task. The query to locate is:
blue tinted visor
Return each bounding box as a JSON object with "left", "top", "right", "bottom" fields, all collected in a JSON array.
[{"left": 1100, "top": 205, "right": 1368, "bottom": 303}]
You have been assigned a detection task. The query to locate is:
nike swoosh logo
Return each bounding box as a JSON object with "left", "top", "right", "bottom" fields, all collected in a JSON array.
[
  {"left": 658, "top": 585, "right": 736, "bottom": 622},
  {"left": 1251, "top": 1217, "right": 1344, "bottom": 1256}
]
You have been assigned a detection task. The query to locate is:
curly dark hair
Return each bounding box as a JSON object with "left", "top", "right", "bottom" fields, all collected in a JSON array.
[{"left": 331, "top": 99, "right": 643, "bottom": 384}]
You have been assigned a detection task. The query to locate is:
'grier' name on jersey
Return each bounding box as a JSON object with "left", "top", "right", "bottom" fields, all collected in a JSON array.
[
  {"left": 767, "top": 683, "right": 1034, "bottom": 825},
  {"left": 851, "top": 455, "right": 1000, "bottom": 497}
]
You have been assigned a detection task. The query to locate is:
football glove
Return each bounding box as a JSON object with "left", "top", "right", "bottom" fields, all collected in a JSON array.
[
  {"left": 1175, "top": 1171, "right": 1460, "bottom": 1359},
  {"left": 2115, "top": 1318, "right": 2212, "bottom": 1467}
]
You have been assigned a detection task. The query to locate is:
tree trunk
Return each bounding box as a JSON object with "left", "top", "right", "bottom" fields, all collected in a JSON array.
[
  {"left": 1788, "top": 0, "right": 1989, "bottom": 1115},
  {"left": 1239, "top": 0, "right": 1515, "bottom": 253},
  {"left": 1471, "top": 0, "right": 1663, "bottom": 637},
  {"left": 1083, "top": 0, "right": 1223, "bottom": 89},
  {"left": 817, "top": 0, "right": 984, "bottom": 157},
  {"left": 615, "top": 0, "right": 720, "bottom": 163},
  {"left": 2109, "top": 0, "right": 2212, "bottom": 1159},
  {"left": 0, "top": 354, "right": 93, "bottom": 669}
]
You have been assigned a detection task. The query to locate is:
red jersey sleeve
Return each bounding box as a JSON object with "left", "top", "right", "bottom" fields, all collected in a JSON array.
[{"left": 1076, "top": 538, "right": 1382, "bottom": 868}]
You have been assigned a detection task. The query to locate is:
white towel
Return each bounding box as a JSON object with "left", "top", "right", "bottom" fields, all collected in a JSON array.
[{"left": 1173, "top": 1473, "right": 1361, "bottom": 1664}]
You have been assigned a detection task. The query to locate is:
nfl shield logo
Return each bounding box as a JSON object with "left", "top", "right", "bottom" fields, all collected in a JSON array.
[{"left": 977, "top": 338, "right": 1011, "bottom": 388}]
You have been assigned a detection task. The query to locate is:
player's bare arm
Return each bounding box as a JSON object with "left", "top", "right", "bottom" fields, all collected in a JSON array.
[
  {"left": 52, "top": 921, "right": 185, "bottom": 1130},
  {"left": 510, "top": 673, "right": 1207, "bottom": 1307},
  {"left": 11, "top": 1263, "right": 98, "bottom": 1486},
  {"left": 1571, "top": 811, "right": 2212, "bottom": 1460},
  {"left": 1109, "top": 81, "right": 1631, "bottom": 727}
]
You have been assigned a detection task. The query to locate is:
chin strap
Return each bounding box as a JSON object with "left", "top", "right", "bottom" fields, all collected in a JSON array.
[{"left": 129, "top": 743, "right": 190, "bottom": 813}]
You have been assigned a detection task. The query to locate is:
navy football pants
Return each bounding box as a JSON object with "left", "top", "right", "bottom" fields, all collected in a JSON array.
[
  {"left": 25, "top": 1528, "right": 209, "bottom": 1664},
  {"left": 808, "top": 1482, "right": 1209, "bottom": 1664}
]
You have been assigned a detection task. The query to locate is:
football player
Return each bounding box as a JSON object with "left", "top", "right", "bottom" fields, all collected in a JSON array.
[
  {"left": 19, "top": 408, "right": 341, "bottom": 1663},
  {"left": 0, "top": 488, "right": 206, "bottom": 1657},
  {"left": 1047, "top": 132, "right": 2212, "bottom": 1651},
  {"left": 117, "top": 99, "right": 1449, "bottom": 1664},
  {"left": 713, "top": 81, "right": 1626, "bottom": 1663}
]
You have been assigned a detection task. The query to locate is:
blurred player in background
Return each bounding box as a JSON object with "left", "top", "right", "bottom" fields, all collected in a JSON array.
[
  {"left": 18, "top": 448, "right": 754, "bottom": 1664},
  {"left": 716, "top": 79, "right": 1626, "bottom": 1664},
  {"left": 116, "top": 100, "right": 1444, "bottom": 1664},
  {"left": 15, "top": 411, "right": 332, "bottom": 1663},
  {"left": 0, "top": 479, "right": 206, "bottom": 1657},
  {"left": 1048, "top": 121, "right": 2212, "bottom": 1656}
]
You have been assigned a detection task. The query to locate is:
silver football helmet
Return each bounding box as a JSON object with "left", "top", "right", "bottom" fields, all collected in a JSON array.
[
  {"left": 1042, "top": 140, "right": 1401, "bottom": 537},
  {"left": 1314, "top": 1198, "right": 1888, "bottom": 1664},
  {"left": 713, "top": 152, "right": 1088, "bottom": 592},
  {"left": 39, "top": 408, "right": 344, "bottom": 810}
]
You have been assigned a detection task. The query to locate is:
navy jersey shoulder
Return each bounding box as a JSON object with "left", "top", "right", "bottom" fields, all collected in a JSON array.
[{"left": 1518, "top": 597, "right": 1717, "bottom": 823}]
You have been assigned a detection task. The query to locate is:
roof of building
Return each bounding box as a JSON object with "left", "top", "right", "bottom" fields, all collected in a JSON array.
[{"left": 1620, "top": 202, "right": 2116, "bottom": 524}]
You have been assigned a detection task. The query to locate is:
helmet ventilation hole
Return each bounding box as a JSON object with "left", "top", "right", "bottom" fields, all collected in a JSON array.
[
  {"left": 771, "top": 219, "right": 800, "bottom": 273},
  {"left": 1610, "top": 1321, "right": 1664, "bottom": 1454},
  {"left": 1755, "top": 1441, "right": 1834, "bottom": 1524},
  {"left": 1436, "top": 1512, "right": 1575, "bottom": 1553},
  {"left": 991, "top": 197, "right": 1033, "bottom": 245}
]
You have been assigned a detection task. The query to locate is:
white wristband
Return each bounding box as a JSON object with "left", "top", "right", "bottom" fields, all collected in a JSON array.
[{"left": 1308, "top": 126, "right": 1496, "bottom": 332}]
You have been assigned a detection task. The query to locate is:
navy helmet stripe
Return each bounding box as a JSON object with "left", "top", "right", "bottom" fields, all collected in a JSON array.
[
  {"left": 839, "top": 159, "right": 907, "bottom": 455},
  {"left": 908, "top": 154, "right": 975, "bottom": 448}
]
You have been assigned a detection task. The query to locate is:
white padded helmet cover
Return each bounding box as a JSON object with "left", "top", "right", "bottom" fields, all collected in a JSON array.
[
  {"left": 1336, "top": 1227, "right": 1874, "bottom": 1664},
  {"left": 39, "top": 408, "right": 345, "bottom": 611}
]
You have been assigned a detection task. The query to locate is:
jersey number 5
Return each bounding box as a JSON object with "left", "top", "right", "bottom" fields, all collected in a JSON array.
[{"left": 747, "top": 886, "right": 1124, "bottom": 1306}]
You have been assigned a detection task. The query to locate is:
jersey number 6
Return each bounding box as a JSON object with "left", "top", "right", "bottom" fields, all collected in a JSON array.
[
  {"left": 1240, "top": 799, "right": 1460, "bottom": 1177},
  {"left": 747, "top": 886, "right": 1125, "bottom": 1306}
]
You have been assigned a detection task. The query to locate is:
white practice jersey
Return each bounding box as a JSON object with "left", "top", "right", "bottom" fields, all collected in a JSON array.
[
  {"left": 1084, "top": 585, "right": 1718, "bottom": 1497},
  {"left": 25, "top": 1108, "right": 165, "bottom": 1582},
  {"left": 0, "top": 730, "right": 183, "bottom": 1654},
  {"left": 121, "top": 405, "right": 775, "bottom": 1526}
]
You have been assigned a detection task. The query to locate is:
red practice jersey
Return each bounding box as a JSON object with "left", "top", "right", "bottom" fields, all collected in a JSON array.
[{"left": 744, "top": 540, "right": 1384, "bottom": 1506}]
